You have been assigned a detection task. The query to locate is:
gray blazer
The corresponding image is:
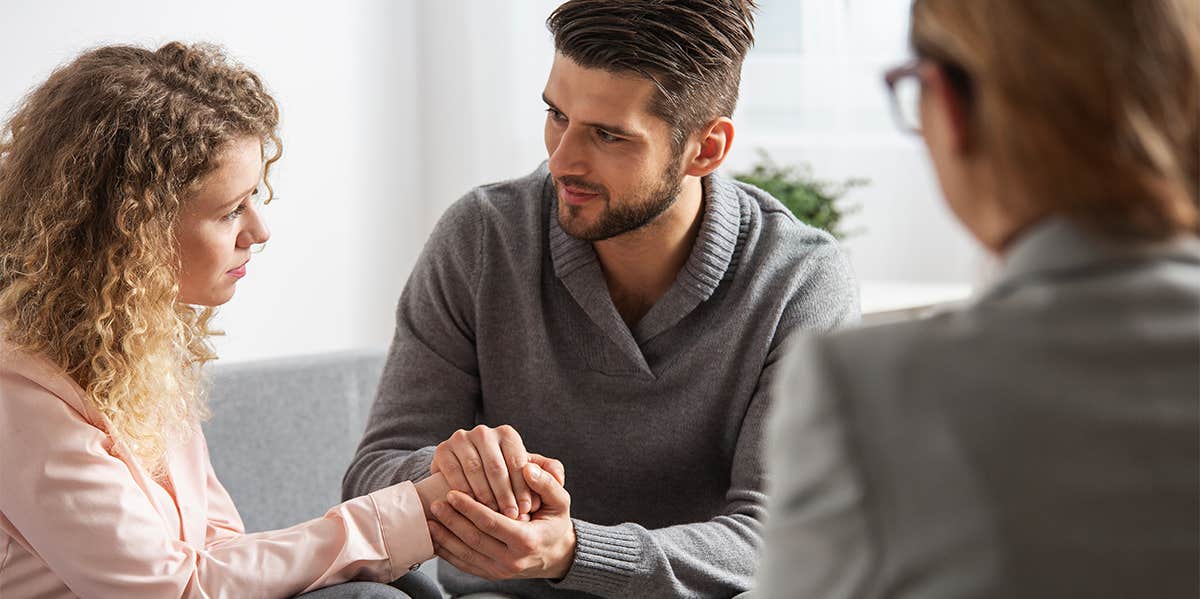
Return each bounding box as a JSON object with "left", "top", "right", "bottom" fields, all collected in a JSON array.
[{"left": 759, "top": 218, "right": 1200, "bottom": 598}]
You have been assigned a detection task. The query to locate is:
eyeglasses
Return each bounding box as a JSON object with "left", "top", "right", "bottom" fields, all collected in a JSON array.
[
  {"left": 884, "top": 58, "right": 974, "bottom": 135},
  {"left": 883, "top": 59, "right": 925, "bottom": 135}
]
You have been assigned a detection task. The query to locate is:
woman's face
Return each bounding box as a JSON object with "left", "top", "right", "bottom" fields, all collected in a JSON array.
[
  {"left": 917, "top": 61, "right": 1040, "bottom": 252},
  {"left": 917, "top": 63, "right": 1009, "bottom": 252},
  {"left": 917, "top": 64, "right": 978, "bottom": 238},
  {"left": 176, "top": 136, "right": 269, "bottom": 306}
]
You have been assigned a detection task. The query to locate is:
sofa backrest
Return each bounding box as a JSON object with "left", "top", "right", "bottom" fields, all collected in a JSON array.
[{"left": 202, "top": 350, "right": 386, "bottom": 532}]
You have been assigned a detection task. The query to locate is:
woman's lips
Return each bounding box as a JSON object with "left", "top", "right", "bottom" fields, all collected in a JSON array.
[{"left": 227, "top": 262, "right": 247, "bottom": 278}]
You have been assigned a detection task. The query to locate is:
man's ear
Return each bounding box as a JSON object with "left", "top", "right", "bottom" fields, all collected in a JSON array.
[
  {"left": 683, "top": 117, "right": 735, "bottom": 177},
  {"left": 923, "top": 63, "right": 973, "bottom": 155}
]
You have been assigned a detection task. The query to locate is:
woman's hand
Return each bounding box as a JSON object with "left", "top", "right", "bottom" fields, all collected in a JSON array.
[{"left": 414, "top": 472, "right": 452, "bottom": 519}]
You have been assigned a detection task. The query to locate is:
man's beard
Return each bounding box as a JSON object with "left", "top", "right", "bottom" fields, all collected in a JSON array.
[{"left": 555, "top": 160, "right": 684, "bottom": 242}]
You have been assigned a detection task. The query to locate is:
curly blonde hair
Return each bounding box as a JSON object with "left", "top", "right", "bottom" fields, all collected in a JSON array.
[{"left": 0, "top": 42, "right": 281, "bottom": 474}]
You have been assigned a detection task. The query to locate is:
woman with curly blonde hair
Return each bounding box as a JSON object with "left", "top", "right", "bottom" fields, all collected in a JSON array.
[{"left": 0, "top": 42, "right": 450, "bottom": 598}]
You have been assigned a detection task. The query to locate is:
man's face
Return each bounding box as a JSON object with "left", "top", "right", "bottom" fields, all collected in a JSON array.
[{"left": 543, "top": 53, "right": 685, "bottom": 241}]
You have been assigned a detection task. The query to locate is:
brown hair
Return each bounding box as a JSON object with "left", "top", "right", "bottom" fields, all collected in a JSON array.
[
  {"left": 911, "top": 0, "right": 1200, "bottom": 239},
  {"left": 547, "top": 0, "right": 757, "bottom": 151},
  {"left": 0, "top": 42, "right": 281, "bottom": 473}
]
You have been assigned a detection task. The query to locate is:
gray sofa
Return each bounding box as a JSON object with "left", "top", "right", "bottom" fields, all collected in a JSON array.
[{"left": 203, "top": 350, "right": 444, "bottom": 597}]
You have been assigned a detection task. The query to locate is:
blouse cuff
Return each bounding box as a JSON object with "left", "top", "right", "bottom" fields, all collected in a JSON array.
[{"left": 368, "top": 481, "right": 434, "bottom": 580}]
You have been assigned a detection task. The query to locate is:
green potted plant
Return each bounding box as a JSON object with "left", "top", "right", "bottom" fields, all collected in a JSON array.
[{"left": 732, "top": 150, "right": 867, "bottom": 240}]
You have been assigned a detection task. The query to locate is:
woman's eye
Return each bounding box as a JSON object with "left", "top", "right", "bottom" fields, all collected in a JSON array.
[{"left": 223, "top": 204, "right": 247, "bottom": 221}]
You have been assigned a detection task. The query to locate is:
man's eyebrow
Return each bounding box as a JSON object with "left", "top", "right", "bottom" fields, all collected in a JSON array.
[{"left": 542, "top": 92, "right": 641, "bottom": 139}]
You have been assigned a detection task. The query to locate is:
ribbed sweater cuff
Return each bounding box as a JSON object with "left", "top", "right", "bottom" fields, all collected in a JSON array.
[
  {"left": 552, "top": 519, "right": 642, "bottom": 596},
  {"left": 396, "top": 446, "right": 436, "bottom": 484}
]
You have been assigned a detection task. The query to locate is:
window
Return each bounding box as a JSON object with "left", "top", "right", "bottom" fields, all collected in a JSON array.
[
  {"left": 739, "top": 0, "right": 914, "bottom": 143},
  {"left": 732, "top": 0, "right": 984, "bottom": 286}
]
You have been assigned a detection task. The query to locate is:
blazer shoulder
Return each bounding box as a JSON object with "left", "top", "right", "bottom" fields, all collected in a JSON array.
[{"left": 818, "top": 308, "right": 973, "bottom": 377}]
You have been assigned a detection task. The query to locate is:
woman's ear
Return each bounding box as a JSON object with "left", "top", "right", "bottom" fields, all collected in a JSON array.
[
  {"left": 921, "top": 63, "right": 973, "bottom": 156},
  {"left": 683, "top": 117, "right": 735, "bottom": 177}
]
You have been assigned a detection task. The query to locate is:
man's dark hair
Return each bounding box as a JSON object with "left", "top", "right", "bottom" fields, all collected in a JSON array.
[{"left": 547, "top": 0, "right": 757, "bottom": 152}]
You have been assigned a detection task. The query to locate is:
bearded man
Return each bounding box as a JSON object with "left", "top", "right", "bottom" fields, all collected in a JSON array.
[{"left": 343, "top": 1, "right": 859, "bottom": 596}]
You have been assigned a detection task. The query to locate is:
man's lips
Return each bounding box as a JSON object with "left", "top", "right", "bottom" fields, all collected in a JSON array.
[{"left": 559, "top": 184, "right": 601, "bottom": 206}]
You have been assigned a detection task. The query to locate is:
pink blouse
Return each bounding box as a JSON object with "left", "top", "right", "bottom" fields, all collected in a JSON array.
[{"left": 0, "top": 345, "right": 433, "bottom": 598}]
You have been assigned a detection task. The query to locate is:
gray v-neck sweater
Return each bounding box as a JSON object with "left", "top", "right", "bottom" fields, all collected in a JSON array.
[{"left": 344, "top": 162, "right": 859, "bottom": 598}]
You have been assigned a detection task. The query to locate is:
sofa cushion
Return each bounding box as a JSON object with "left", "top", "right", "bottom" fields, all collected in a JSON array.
[{"left": 203, "top": 350, "right": 385, "bottom": 532}]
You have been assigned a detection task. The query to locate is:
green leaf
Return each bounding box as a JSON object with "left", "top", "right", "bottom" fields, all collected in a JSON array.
[{"left": 731, "top": 149, "right": 868, "bottom": 240}]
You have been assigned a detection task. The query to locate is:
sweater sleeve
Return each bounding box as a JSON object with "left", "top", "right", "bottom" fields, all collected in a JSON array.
[
  {"left": 0, "top": 368, "right": 433, "bottom": 599},
  {"left": 342, "top": 193, "right": 485, "bottom": 500},
  {"left": 782, "top": 235, "right": 862, "bottom": 333},
  {"left": 550, "top": 239, "right": 861, "bottom": 597}
]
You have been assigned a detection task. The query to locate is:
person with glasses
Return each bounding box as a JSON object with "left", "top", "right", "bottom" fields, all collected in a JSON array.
[{"left": 758, "top": 0, "right": 1199, "bottom": 597}]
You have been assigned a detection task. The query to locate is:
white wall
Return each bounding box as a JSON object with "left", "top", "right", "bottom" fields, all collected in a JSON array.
[
  {"left": 414, "top": 0, "right": 560, "bottom": 217},
  {"left": 1, "top": 0, "right": 983, "bottom": 363}
]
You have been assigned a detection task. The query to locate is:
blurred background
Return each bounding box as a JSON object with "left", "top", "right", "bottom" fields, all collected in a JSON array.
[{"left": 0, "top": 0, "right": 983, "bottom": 362}]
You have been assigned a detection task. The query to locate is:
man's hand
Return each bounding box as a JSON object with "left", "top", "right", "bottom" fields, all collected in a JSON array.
[
  {"left": 430, "top": 424, "right": 564, "bottom": 520},
  {"left": 428, "top": 463, "right": 576, "bottom": 581},
  {"left": 524, "top": 453, "right": 565, "bottom": 515}
]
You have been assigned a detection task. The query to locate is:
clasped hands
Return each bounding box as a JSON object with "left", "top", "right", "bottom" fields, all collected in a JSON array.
[{"left": 414, "top": 425, "right": 575, "bottom": 581}]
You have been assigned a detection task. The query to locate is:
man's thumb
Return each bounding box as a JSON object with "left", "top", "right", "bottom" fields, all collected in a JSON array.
[
  {"left": 523, "top": 463, "right": 567, "bottom": 509},
  {"left": 525, "top": 462, "right": 545, "bottom": 485}
]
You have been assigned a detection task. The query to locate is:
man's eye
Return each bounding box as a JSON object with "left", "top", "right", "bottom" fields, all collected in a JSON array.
[
  {"left": 597, "top": 129, "right": 621, "bottom": 143},
  {"left": 545, "top": 108, "right": 566, "bottom": 122}
]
